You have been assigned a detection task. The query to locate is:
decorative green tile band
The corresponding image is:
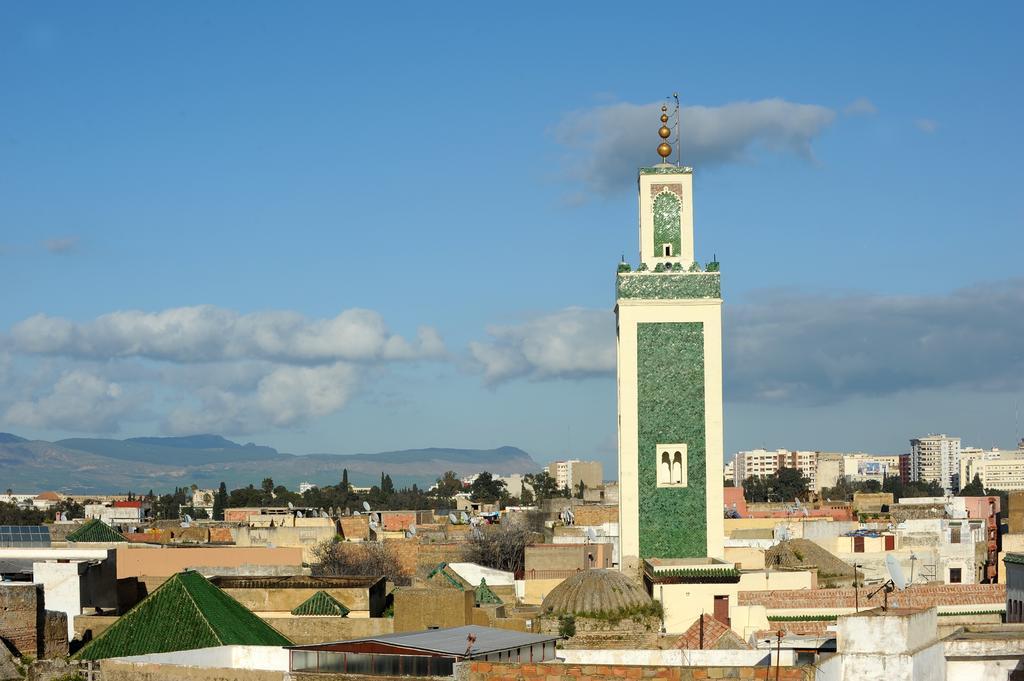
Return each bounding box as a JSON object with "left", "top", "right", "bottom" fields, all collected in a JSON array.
[
  {"left": 640, "top": 166, "right": 693, "bottom": 175},
  {"left": 653, "top": 192, "right": 681, "bottom": 257},
  {"left": 617, "top": 272, "right": 721, "bottom": 300},
  {"left": 637, "top": 322, "right": 707, "bottom": 558}
]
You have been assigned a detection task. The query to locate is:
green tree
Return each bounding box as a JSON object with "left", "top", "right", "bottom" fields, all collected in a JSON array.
[
  {"left": 742, "top": 467, "right": 810, "bottom": 503},
  {"left": 901, "top": 479, "right": 946, "bottom": 498},
  {"left": 958, "top": 473, "right": 985, "bottom": 497},
  {"left": 260, "top": 478, "right": 275, "bottom": 503},
  {"left": 0, "top": 502, "right": 45, "bottom": 525},
  {"left": 469, "top": 472, "right": 507, "bottom": 503},
  {"left": 433, "top": 471, "right": 463, "bottom": 499},
  {"left": 524, "top": 471, "right": 561, "bottom": 503},
  {"left": 212, "top": 482, "right": 228, "bottom": 521}
]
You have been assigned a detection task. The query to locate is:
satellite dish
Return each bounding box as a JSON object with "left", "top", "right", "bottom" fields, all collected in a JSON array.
[
  {"left": 448, "top": 512, "right": 458, "bottom": 524},
  {"left": 60, "top": 512, "right": 68, "bottom": 522},
  {"left": 407, "top": 524, "right": 417, "bottom": 537},
  {"left": 802, "top": 507, "right": 810, "bottom": 517},
  {"left": 586, "top": 527, "right": 598, "bottom": 542},
  {"left": 288, "top": 501, "right": 294, "bottom": 510},
  {"left": 362, "top": 501, "right": 371, "bottom": 512},
  {"left": 369, "top": 520, "right": 379, "bottom": 532},
  {"left": 320, "top": 510, "right": 329, "bottom": 518},
  {"left": 183, "top": 514, "right": 193, "bottom": 524},
  {"left": 372, "top": 512, "right": 380, "bottom": 524},
  {"left": 460, "top": 511, "right": 469, "bottom": 523},
  {"left": 296, "top": 511, "right": 304, "bottom": 518},
  {"left": 886, "top": 553, "right": 908, "bottom": 590},
  {"left": 354, "top": 510, "right": 361, "bottom": 516}
]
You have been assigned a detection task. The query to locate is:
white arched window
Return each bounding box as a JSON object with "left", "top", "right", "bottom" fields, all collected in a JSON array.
[{"left": 656, "top": 444, "right": 688, "bottom": 487}]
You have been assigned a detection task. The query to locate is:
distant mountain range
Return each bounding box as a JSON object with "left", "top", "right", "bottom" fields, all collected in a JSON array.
[{"left": 0, "top": 433, "right": 538, "bottom": 495}]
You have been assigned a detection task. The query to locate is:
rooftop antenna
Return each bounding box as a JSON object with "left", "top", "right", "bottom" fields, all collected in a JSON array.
[{"left": 671, "top": 92, "right": 681, "bottom": 167}]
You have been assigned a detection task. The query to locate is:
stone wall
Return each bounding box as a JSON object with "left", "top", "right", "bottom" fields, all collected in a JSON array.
[
  {"left": 263, "top": 615, "right": 393, "bottom": 644},
  {"left": 459, "top": 660, "right": 813, "bottom": 681},
  {"left": 393, "top": 588, "right": 473, "bottom": 632},
  {"left": 738, "top": 582, "right": 1005, "bottom": 610},
  {"left": 0, "top": 583, "right": 38, "bottom": 657},
  {"left": 573, "top": 506, "right": 619, "bottom": 526},
  {"left": 0, "top": 584, "right": 66, "bottom": 659},
  {"left": 98, "top": 660, "right": 285, "bottom": 681}
]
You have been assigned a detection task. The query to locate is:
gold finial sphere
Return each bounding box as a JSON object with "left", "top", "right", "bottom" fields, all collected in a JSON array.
[
  {"left": 659, "top": 125, "right": 671, "bottom": 139},
  {"left": 657, "top": 142, "right": 672, "bottom": 159},
  {"left": 660, "top": 113, "right": 669, "bottom": 123},
  {"left": 661, "top": 104, "right": 668, "bottom": 112}
]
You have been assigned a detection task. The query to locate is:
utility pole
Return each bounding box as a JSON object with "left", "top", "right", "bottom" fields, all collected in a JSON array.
[{"left": 854, "top": 563, "right": 862, "bottom": 612}]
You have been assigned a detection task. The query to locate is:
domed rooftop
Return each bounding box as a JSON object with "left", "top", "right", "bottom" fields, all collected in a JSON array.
[{"left": 541, "top": 569, "right": 651, "bottom": 615}]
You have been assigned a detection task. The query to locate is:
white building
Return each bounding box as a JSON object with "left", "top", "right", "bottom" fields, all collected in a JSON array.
[
  {"left": 964, "top": 448, "right": 1024, "bottom": 491},
  {"left": 910, "top": 434, "right": 961, "bottom": 493},
  {"left": 723, "top": 460, "right": 734, "bottom": 483},
  {"left": 732, "top": 449, "right": 817, "bottom": 490},
  {"left": 298, "top": 482, "right": 317, "bottom": 494}
]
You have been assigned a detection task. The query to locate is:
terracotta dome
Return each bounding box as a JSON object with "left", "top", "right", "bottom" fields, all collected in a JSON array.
[{"left": 541, "top": 569, "right": 651, "bottom": 615}]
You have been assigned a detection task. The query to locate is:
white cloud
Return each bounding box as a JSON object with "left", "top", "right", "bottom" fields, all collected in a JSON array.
[
  {"left": 43, "top": 236, "right": 79, "bottom": 254},
  {"left": 469, "top": 280, "right": 1024, "bottom": 404},
  {"left": 844, "top": 97, "right": 878, "bottom": 116},
  {"left": 554, "top": 98, "right": 837, "bottom": 195},
  {"left": 469, "top": 308, "right": 615, "bottom": 383},
  {"left": 915, "top": 118, "right": 940, "bottom": 134},
  {"left": 9, "top": 305, "right": 446, "bottom": 364},
  {"left": 3, "top": 370, "right": 140, "bottom": 432},
  {"left": 164, "top": 361, "right": 358, "bottom": 435}
]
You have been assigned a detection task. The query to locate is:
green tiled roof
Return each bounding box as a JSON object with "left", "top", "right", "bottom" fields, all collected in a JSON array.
[
  {"left": 1006, "top": 553, "right": 1024, "bottom": 565},
  {"left": 76, "top": 570, "right": 292, "bottom": 660},
  {"left": 66, "top": 519, "right": 126, "bottom": 543},
  {"left": 291, "top": 590, "right": 350, "bottom": 617},
  {"left": 426, "top": 562, "right": 466, "bottom": 590},
  {"left": 475, "top": 578, "right": 502, "bottom": 605}
]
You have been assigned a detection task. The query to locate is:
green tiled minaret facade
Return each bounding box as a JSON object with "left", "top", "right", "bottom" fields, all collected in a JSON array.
[{"left": 616, "top": 163, "right": 725, "bottom": 570}]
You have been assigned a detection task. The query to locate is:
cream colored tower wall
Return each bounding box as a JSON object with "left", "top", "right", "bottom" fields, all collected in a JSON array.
[
  {"left": 617, "top": 297, "right": 724, "bottom": 568},
  {"left": 638, "top": 170, "right": 694, "bottom": 266}
]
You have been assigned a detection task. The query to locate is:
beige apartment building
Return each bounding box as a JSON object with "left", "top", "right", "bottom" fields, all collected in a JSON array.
[
  {"left": 910, "top": 434, "right": 961, "bottom": 493},
  {"left": 732, "top": 448, "right": 816, "bottom": 490},
  {"left": 964, "top": 448, "right": 1024, "bottom": 491},
  {"left": 547, "top": 459, "right": 603, "bottom": 492}
]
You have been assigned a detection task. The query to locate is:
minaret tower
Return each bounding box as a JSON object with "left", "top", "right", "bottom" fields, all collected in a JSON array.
[{"left": 616, "top": 101, "right": 724, "bottom": 570}]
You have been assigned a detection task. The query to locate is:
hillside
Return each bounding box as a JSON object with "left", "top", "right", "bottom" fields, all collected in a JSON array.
[{"left": 0, "top": 434, "right": 538, "bottom": 494}]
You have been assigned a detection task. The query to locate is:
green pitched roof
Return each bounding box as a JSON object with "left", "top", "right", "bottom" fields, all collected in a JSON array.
[
  {"left": 76, "top": 571, "right": 292, "bottom": 660},
  {"left": 66, "top": 519, "right": 126, "bottom": 543},
  {"left": 290, "top": 590, "right": 351, "bottom": 617},
  {"left": 426, "top": 562, "right": 467, "bottom": 590},
  {"left": 475, "top": 578, "right": 503, "bottom": 605}
]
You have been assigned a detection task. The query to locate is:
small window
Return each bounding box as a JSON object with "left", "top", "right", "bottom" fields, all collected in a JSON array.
[
  {"left": 853, "top": 536, "right": 865, "bottom": 553},
  {"left": 656, "top": 444, "right": 687, "bottom": 487},
  {"left": 951, "top": 527, "right": 961, "bottom": 544},
  {"left": 949, "top": 567, "right": 962, "bottom": 584},
  {"left": 663, "top": 244, "right": 673, "bottom": 257}
]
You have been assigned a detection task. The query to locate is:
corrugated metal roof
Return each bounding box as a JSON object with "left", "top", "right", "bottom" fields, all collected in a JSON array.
[{"left": 289, "top": 625, "right": 559, "bottom": 656}]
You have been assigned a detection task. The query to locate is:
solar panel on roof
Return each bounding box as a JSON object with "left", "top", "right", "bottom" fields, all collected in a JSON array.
[{"left": 0, "top": 525, "right": 51, "bottom": 548}]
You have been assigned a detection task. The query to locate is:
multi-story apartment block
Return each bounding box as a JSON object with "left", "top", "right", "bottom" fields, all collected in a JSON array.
[
  {"left": 964, "top": 449, "right": 1024, "bottom": 491},
  {"left": 910, "top": 434, "right": 961, "bottom": 493},
  {"left": 547, "top": 459, "right": 603, "bottom": 492},
  {"left": 732, "top": 448, "right": 817, "bottom": 490},
  {"left": 723, "top": 460, "right": 735, "bottom": 483}
]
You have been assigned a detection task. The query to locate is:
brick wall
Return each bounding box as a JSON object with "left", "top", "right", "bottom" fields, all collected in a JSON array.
[
  {"left": 463, "top": 661, "right": 813, "bottom": 681},
  {"left": 573, "top": 506, "right": 619, "bottom": 526},
  {"left": 738, "top": 582, "right": 1005, "bottom": 609}
]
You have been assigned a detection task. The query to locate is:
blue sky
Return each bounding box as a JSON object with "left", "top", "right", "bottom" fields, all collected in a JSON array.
[{"left": 2, "top": 3, "right": 1023, "bottom": 473}]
